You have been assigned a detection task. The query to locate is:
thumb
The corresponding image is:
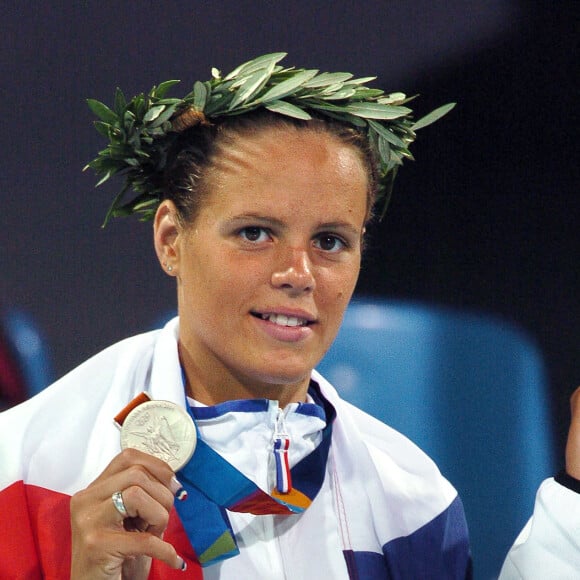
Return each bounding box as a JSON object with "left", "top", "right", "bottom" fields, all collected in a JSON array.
[{"left": 565, "top": 386, "right": 580, "bottom": 479}]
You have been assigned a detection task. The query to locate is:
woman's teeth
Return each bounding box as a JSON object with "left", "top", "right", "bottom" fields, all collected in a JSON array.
[{"left": 261, "top": 313, "right": 308, "bottom": 327}]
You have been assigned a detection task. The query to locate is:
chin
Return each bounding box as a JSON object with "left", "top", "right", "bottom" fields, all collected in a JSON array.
[{"left": 247, "top": 364, "right": 314, "bottom": 391}]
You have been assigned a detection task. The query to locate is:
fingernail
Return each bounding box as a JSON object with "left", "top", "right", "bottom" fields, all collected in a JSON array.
[
  {"left": 178, "top": 556, "right": 187, "bottom": 572},
  {"left": 170, "top": 475, "right": 183, "bottom": 495}
]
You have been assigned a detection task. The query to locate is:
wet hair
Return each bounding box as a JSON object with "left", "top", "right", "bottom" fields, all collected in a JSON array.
[{"left": 161, "top": 110, "right": 379, "bottom": 226}]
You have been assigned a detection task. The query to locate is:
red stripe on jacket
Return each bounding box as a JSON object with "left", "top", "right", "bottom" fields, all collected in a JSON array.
[{"left": 0, "top": 481, "right": 202, "bottom": 579}]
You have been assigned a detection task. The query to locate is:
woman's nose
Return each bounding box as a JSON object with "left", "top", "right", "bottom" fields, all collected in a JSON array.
[{"left": 271, "top": 248, "right": 316, "bottom": 294}]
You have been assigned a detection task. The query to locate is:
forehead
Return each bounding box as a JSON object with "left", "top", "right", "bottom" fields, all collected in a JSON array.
[{"left": 201, "top": 126, "right": 369, "bottom": 220}]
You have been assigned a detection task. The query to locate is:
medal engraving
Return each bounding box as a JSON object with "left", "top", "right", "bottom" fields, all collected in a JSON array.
[{"left": 121, "top": 400, "right": 196, "bottom": 470}]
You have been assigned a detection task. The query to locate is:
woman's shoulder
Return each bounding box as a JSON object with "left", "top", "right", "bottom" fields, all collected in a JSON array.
[{"left": 0, "top": 325, "right": 170, "bottom": 491}]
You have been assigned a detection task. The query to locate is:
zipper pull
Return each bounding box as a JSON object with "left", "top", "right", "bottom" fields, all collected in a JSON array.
[{"left": 273, "top": 409, "right": 292, "bottom": 494}]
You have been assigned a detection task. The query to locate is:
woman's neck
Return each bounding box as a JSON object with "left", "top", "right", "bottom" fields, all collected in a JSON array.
[{"left": 178, "top": 341, "right": 310, "bottom": 408}]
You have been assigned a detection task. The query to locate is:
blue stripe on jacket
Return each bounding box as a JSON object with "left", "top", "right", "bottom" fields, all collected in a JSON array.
[{"left": 343, "top": 496, "right": 472, "bottom": 579}]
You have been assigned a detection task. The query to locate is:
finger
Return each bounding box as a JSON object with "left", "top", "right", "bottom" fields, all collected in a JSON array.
[
  {"left": 70, "top": 449, "right": 188, "bottom": 578},
  {"left": 91, "top": 453, "right": 183, "bottom": 514},
  {"left": 570, "top": 386, "right": 580, "bottom": 418},
  {"left": 113, "top": 531, "right": 187, "bottom": 572},
  {"left": 118, "top": 484, "right": 173, "bottom": 537},
  {"left": 94, "top": 448, "right": 180, "bottom": 493},
  {"left": 105, "top": 467, "right": 176, "bottom": 537},
  {"left": 118, "top": 463, "right": 177, "bottom": 512},
  {"left": 565, "top": 386, "right": 580, "bottom": 479},
  {"left": 72, "top": 462, "right": 178, "bottom": 536},
  {"left": 74, "top": 528, "right": 186, "bottom": 576}
]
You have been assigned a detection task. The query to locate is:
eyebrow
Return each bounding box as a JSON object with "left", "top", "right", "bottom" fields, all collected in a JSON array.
[
  {"left": 226, "top": 214, "right": 285, "bottom": 228},
  {"left": 225, "top": 214, "right": 362, "bottom": 237}
]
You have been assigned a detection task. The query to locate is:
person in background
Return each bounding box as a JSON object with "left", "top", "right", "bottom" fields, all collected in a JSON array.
[{"left": 0, "top": 328, "right": 27, "bottom": 411}]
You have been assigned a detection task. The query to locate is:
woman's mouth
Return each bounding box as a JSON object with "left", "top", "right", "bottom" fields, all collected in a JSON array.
[
  {"left": 250, "top": 310, "right": 316, "bottom": 330},
  {"left": 257, "top": 313, "right": 310, "bottom": 327}
]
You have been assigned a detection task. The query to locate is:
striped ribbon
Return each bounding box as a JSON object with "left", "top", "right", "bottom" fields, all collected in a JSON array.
[{"left": 174, "top": 384, "right": 335, "bottom": 567}]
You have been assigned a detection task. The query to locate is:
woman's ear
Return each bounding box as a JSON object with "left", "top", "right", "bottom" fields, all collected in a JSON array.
[{"left": 154, "top": 200, "right": 181, "bottom": 276}]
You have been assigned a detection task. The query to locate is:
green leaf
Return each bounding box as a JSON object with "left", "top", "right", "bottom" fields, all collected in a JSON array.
[
  {"left": 377, "top": 136, "right": 392, "bottom": 164},
  {"left": 367, "top": 119, "right": 407, "bottom": 148},
  {"left": 135, "top": 95, "right": 149, "bottom": 119},
  {"left": 193, "top": 81, "right": 207, "bottom": 110},
  {"left": 302, "top": 72, "right": 353, "bottom": 88},
  {"left": 264, "top": 100, "right": 312, "bottom": 120},
  {"left": 411, "top": 102, "right": 456, "bottom": 130},
  {"left": 228, "top": 66, "right": 274, "bottom": 110},
  {"left": 148, "top": 103, "right": 177, "bottom": 128},
  {"left": 377, "top": 92, "right": 406, "bottom": 105},
  {"left": 95, "top": 169, "right": 113, "bottom": 187},
  {"left": 152, "top": 79, "right": 180, "bottom": 99},
  {"left": 205, "top": 89, "right": 235, "bottom": 115},
  {"left": 94, "top": 121, "right": 112, "bottom": 138},
  {"left": 133, "top": 196, "right": 160, "bottom": 211},
  {"left": 346, "top": 103, "right": 412, "bottom": 120},
  {"left": 87, "top": 99, "right": 118, "bottom": 124},
  {"left": 269, "top": 69, "right": 304, "bottom": 84},
  {"left": 387, "top": 150, "right": 403, "bottom": 169},
  {"left": 310, "top": 107, "right": 367, "bottom": 127},
  {"left": 322, "top": 87, "right": 356, "bottom": 101},
  {"left": 143, "top": 105, "right": 166, "bottom": 123},
  {"left": 320, "top": 82, "right": 348, "bottom": 96},
  {"left": 156, "top": 98, "right": 181, "bottom": 105},
  {"left": 343, "top": 76, "right": 377, "bottom": 86},
  {"left": 303, "top": 100, "right": 350, "bottom": 113},
  {"left": 137, "top": 209, "right": 157, "bottom": 222},
  {"left": 102, "top": 183, "right": 131, "bottom": 227},
  {"left": 113, "top": 88, "right": 126, "bottom": 116},
  {"left": 260, "top": 69, "right": 318, "bottom": 102},
  {"left": 378, "top": 167, "right": 398, "bottom": 219},
  {"left": 351, "top": 88, "right": 384, "bottom": 100},
  {"left": 224, "top": 52, "right": 287, "bottom": 81},
  {"left": 229, "top": 73, "right": 252, "bottom": 90}
]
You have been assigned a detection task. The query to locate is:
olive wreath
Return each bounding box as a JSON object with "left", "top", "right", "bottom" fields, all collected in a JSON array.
[{"left": 85, "top": 53, "right": 454, "bottom": 225}]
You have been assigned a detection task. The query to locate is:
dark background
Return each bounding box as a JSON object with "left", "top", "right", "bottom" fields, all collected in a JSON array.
[{"left": 1, "top": 0, "right": 577, "bottom": 544}]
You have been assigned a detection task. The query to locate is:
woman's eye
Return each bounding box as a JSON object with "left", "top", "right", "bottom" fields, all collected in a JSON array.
[
  {"left": 239, "top": 226, "right": 270, "bottom": 243},
  {"left": 315, "top": 234, "right": 346, "bottom": 253}
]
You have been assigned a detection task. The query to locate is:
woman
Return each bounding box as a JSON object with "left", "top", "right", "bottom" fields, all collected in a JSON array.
[{"left": 0, "top": 54, "right": 578, "bottom": 579}]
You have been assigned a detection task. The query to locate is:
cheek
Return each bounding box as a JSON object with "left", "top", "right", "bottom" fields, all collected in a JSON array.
[
  {"left": 321, "top": 265, "right": 360, "bottom": 313},
  {"left": 200, "top": 253, "right": 267, "bottom": 303},
  {"left": 338, "top": 259, "right": 361, "bottom": 295}
]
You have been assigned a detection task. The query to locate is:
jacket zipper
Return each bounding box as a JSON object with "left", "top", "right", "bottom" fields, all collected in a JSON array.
[{"left": 272, "top": 407, "right": 292, "bottom": 494}]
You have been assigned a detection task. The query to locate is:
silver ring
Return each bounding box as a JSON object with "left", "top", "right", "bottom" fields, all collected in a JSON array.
[{"left": 111, "top": 491, "right": 128, "bottom": 517}]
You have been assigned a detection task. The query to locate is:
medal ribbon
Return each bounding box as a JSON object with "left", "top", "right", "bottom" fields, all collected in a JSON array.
[{"left": 174, "top": 384, "right": 335, "bottom": 567}]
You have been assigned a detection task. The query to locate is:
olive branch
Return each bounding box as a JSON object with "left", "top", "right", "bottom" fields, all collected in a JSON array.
[{"left": 85, "top": 52, "right": 455, "bottom": 225}]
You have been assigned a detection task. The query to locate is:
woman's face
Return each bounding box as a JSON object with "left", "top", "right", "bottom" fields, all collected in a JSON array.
[{"left": 155, "top": 125, "right": 368, "bottom": 406}]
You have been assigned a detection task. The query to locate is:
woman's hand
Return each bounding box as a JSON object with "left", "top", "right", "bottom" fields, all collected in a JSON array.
[
  {"left": 565, "top": 386, "right": 580, "bottom": 480},
  {"left": 70, "top": 448, "right": 185, "bottom": 579}
]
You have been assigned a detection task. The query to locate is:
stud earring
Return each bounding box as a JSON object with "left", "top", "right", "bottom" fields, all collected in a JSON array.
[{"left": 167, "top": 264, "right": 173, "bottom": 272}]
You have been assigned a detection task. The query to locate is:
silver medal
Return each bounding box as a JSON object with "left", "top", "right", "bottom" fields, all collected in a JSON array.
[{"left": 120, "top": 400, "right": 197, "bottom": 471}]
